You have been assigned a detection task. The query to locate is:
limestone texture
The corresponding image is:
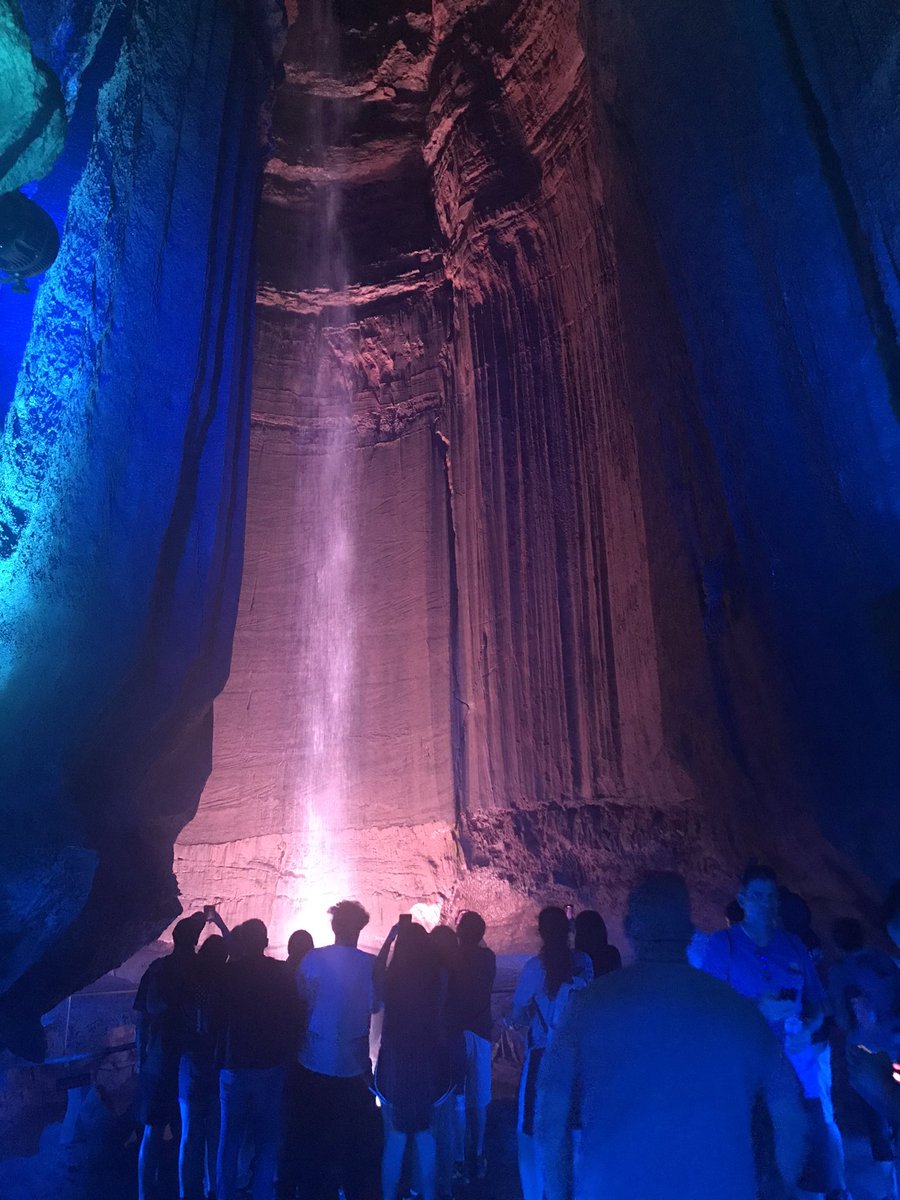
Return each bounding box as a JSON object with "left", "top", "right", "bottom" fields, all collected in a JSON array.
[
  {"left": 0, "top": 0, "right": 282, "bottom": 1058},
  {"left": 0, "top": 1, "right": 66, "bottom": 193},
  {"left": 2, "top": 0, "right": 897, "bottom": 1056},
  {"left": 178, "top": 0, "right": 894, "bottom": 952}
]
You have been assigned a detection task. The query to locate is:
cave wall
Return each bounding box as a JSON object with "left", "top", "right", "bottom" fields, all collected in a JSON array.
[
  {"left": 425, "top": 0, "right": 820, "bottom": 930},
  {"left": 3, "top": 0, "right": 897, "bottom": 1046},
  {"left": 176, "top": 0, "right": 890, "bottom": 950},
  {"left": 590, "top": 0, "right": 900, "bottom": 883},
  {"left": 176, "top": 1, "right": 462, "bottom": 946},
  {"left": 0, "top": 0, "right": 282, "bottom": 1057}
]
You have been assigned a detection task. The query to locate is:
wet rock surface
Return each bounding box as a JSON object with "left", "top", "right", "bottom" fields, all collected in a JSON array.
[
  {"left": 179, "top": 0, "right": 892, "bottom": 950},
  {"left": 2, "top": 0, "right": 897, "bottom": 1054}
]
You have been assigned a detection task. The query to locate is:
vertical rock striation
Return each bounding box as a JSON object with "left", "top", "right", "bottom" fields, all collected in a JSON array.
[
  {"left": 179, "top": 0, "right": 879, "bottom": 950},
  {"left": 591, "top": 0, "right": 900, "bottom": 883}
]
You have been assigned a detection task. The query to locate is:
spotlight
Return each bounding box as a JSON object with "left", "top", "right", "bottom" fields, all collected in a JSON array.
[{"left": 0, "top": 191, "right": 60, "bottom": 293}]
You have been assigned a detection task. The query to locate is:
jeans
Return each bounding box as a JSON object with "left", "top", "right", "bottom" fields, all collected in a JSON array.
[
  {"left": 217, "top": 1066, "right": 285, "bottom": 1200},
  {"left": 179, "top": 1056, "right": 220, "bottom": 1200},
  {"left": 291, "top": 1065, "right": 382, "bottom": 1200}
]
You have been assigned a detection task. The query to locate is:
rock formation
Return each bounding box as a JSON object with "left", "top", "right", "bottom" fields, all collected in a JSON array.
[
  {"left": 1, "top": 0, "right": 897, "bottom": 1054},
  {"left": 178, "top": 0, "right": 897, "bottom": 950},
  {"left": 0, "top": 0, "right": 282, "bottom": 1058},
  {"left": 0, "top": 0, "right": 66, "bottom": 194}
]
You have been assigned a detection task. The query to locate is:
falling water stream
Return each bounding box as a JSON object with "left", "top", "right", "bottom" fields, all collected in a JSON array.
[{"left": 283, "top": 0, "right": 357, "bottom": 947}]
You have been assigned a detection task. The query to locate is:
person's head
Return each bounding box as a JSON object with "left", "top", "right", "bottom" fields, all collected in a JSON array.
[
  {"left": 329, "top": 900, "right": 370, "bottom": 946},
  {"left": 287, "top": 929, "right": 314, "bottom": 966},
  {"left": 724, "top": 899, "right": 744, "bottom": 927},
  {"left": 389, "top": 921, "right": 433, "bottom": 978},
  {"left": 832, "top": 917, "right": 865, "bottom": 954},
  {"left": 881, "top": 883, "right": 900, "bottom": 951},
  {"left": 457, "top": 910, "right": 486, "bottom": 947},
  {"left": 573, "top": 910, "right": 609, "bottom": 954},
  {"left": 429, "top": 923, "right": 459, "bottom": 969},
  {"left": 625, "top": 872, "right": 693, "bottom": 961},
  {"left": 172, "top": 913, "right": 205, "bottom": 951},
  {"left": 779, "top": 888, "right": 812, "bottom": 937},
  {"left": 228, "top": 922, "right": 247, "bottom": 960},
  {"left": 737, "top": 865, "right": 780, "bottom": 930},
  {"left": 537, "top": 906, "right": 573, "bottom": 998},
  {"left": 197, "top": 934, "right": 229, "bottom": 969},
  {"left": 240, "top": 918, "right": 268, "bottom": 956},
  {"left": 538, "top": 906, "right": 570, "bottom": 947}
]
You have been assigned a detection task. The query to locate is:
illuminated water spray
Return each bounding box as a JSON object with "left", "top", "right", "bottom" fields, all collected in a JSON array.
[{"left": 280, "top": 0, "right": 357, "bottom": 948}]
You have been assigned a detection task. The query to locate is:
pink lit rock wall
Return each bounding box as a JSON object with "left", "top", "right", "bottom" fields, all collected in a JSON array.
[{"left": 177, "top": 0, "right": 880, "bottom": 950}]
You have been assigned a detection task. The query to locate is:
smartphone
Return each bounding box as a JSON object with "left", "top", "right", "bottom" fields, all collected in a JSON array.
[
  {"left": 398, "top": 913, "right": 412, "bottom": 927},
  {"left": 203, "top": 904, "right": 215, "bottom": 920},
  {"left": 565, "top": 904, "right": 575, "bottom": 920}
]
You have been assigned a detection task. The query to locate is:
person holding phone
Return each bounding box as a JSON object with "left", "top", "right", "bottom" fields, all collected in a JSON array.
[
  {"left": 701, "top": 865, "right": 839, "bottom": 1198},
  {"left": 375, "top": 918, "right": 454, "bottom": 1200}
]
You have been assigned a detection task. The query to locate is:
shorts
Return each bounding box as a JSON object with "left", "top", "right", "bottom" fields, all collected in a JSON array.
[
  {"left": 178, "top": 1053, "right": 218, "bottom": 1105},
  {"left": 381, "top": 1087, "right": 454, "bottom": 1137},
  {"left": 462, "top": 1031, "right": 492, "bottom": 1109},
  {"left": 136, "top": 1067, "right": 179, "bottom": 1128},
  {"left": 517, "top": 1047, "right": 544, "bottom": 1137}
]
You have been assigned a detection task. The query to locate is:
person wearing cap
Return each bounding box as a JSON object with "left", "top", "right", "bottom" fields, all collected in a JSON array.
[
  {"left": 536, "top": 872, "right": 806, "bottom": 1200},
  {"left": 134, "top": 911, "right": 206, "bottom": 1200}
]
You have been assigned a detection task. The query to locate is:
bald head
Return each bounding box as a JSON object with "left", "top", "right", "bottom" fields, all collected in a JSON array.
[{"left": 625, "top": 872, "right": 693, "bottom": 960}]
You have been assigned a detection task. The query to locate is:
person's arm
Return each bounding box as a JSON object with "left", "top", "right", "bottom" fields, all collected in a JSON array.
[
  {"left": 535, "top": 997, "right": 581, "bottom": 1200},
  {"left": 826, "top": 964, "right": 855, "bottom": 1035},
  {"left": 207, "top": 907, "right": 230, "bottom": 938},
  {"left": 788, "top": 941, "right": 824, "bottom": 1047},
  {"left": 374, "top": 925, "right": 399, "bottom": 991},
  {"left": 281, "top": 965, "right": 305, "bottom": 1058},
  {"left": 699, "top": 930, "right": 730, "bottom": 982},
  {"left": 759, "top": 1036, "right": 806, "bottom": 1191},
  {"left": 509, "top": 957, "right": 539, "bottom": 1027},
  {"left": 485, "top": 948, "right": 497, "bottom": 992},
  {"left": 133, "top": 971, "right": 149, "bottom": 1069}
]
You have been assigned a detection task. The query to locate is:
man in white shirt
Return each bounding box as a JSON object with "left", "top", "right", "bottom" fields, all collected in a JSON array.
[{"left": 285, "top": 900, "right": 382, "bottom": 1200}]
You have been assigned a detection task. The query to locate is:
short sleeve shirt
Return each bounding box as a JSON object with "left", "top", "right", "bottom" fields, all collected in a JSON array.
[
  {"left": 512, "top": 951, "right": 593, "bottom": 1050},
  {"left": 701, "top": 925, "right": 823, "bottom": 1096},
  {"left": 297, "top": 944, "right": 376, "bottom": 1077}
]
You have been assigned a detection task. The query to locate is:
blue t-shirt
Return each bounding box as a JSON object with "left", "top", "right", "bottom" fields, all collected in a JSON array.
[{"left": 701, "top": 925, "right": 824, "bottom": 1097}]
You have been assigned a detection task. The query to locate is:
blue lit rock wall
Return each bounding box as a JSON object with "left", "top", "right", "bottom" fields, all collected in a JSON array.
[
  {"left": 0, "top": 0, "right": 66, "bottom": 193},
  {"left": 0, "top": 0, "right": 282, "bottom": 1057},
  {"left": 592, "top": 0, "right": 900, "bottom": 884}
]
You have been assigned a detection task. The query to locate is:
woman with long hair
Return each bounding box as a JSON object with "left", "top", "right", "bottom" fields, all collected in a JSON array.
[
  {"left": 573, "top": 909, "right": 622, "bottom": 979},
  {"left": 376, "top": 921, "right": 454, "bottom": 1200},
  {"left": 508, "top": 906, "right": 593, "bottom": 1200}
]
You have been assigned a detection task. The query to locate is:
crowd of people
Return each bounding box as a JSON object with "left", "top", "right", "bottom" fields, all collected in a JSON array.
[{"left": 132, "top": 869, "right": 900, "bottom": 1200}]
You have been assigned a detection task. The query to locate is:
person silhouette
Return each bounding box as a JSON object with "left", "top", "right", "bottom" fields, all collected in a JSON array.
[
  {"left": 216, "top": 919, "right": 301, "bottom": 1200},
  {"left": 538, "top": 872, "right": 807, "bottom": 1200},
  {"left": 292, "top": 900, "right": 382, "bottom": 1200},
  {"left": 134, "top": 912, "right": 205, "bottom": 1200}
]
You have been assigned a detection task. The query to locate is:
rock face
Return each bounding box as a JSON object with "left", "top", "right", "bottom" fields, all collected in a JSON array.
[
  {"left": 0, "top": 0, "right": 281, "bottom": 1057},
  {"left": 0, "top": 1, "right": 66, "bottom": 194},
  {"left": 178, "top": 0, "right": 895, "bottom": 950},
  {"left": 2, "top": 0, "right": 897, "bottom": 1053}
]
